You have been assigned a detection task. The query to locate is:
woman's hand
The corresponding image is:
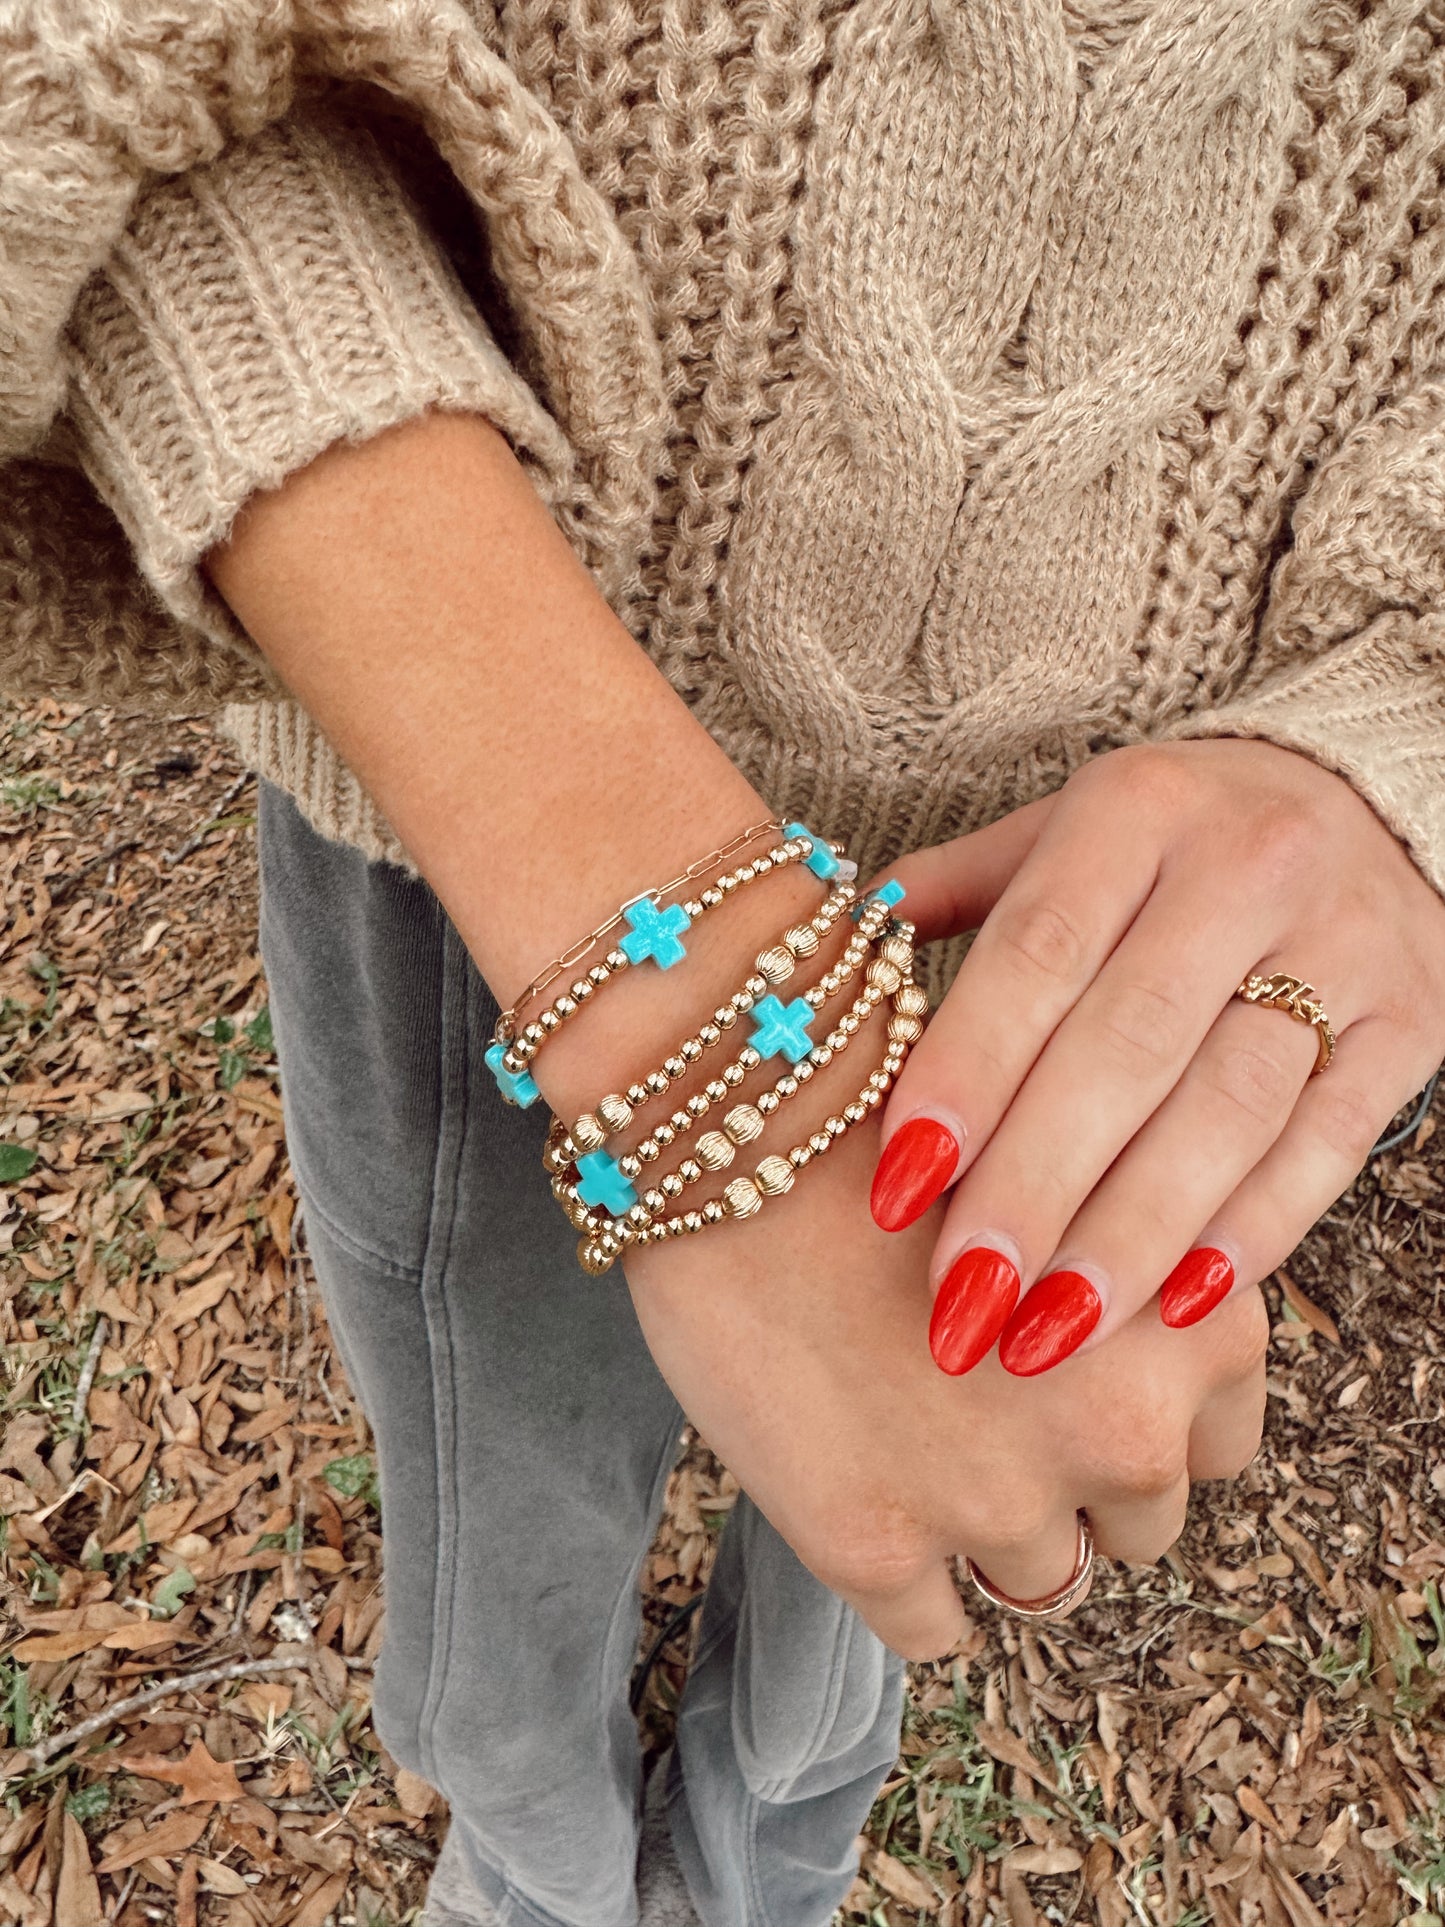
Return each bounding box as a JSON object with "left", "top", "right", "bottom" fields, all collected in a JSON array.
[
  {"left": 625, "top": 1114, "right": 1269, "bottom": 1660},
  {"left": 868, "top": 739, "right": 1445, "bottom": 1375}
]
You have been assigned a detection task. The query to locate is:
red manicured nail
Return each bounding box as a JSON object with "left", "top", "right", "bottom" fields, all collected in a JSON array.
[
  {"left": 870, "top": 1116, "right": 961, "bottom": 1231},
  {"left": 929, "top": 1247, "right": 1021, "bottom": 1375},
  {"left": 1159, "top": 1247, "right": 1235, "bottom": 1328},
  {"left": 998, "top": 1270, "right": 1103, "bottom": 1376}
]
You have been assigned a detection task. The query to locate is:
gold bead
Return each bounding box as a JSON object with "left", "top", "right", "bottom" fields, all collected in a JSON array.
[
  {"left": 570, "top": 978, "right": 594, "bottom": 1002},
  {"left": 808, "top": 1130, "right": 832, "bottom": 1156},
  {"left": 702, "top": 1198, "right": 727, "bottom": 1224},
  {"left": 724, "top": 1103, "right": 765, "bottom": 1145},
  {"left": 755, "top": 1155, "right": 795, "bottom": 1196},
  {"left": 661, "top": 1173, "right": 685, "bottom": 1198},
  {"left": 646, "top": 1070, "right": 671, "bottom": 1096},
  {"left": 738, "top": 1046, "right": 762, "bottom": 1070},
  {"left": 862, "top": 1087, "right": 883, "bottom": 1109},
  {"left": 744, "top": 975, "right": 768, "bottom": 1000},
  {"left": 606, "top": 948, "right": 630, "bottom": 972},
  {"left": 713, "top": 1006, "right": 737, "bottom": 1030},
  {"left": 866, "top": 959, "right": 903, "bottom": 995},
  {"left": 682, "top": 1210, "right": 705, "bottom": 1234},
  {"left": 597, "top": 1092, "right": 634, "bottom": 1135},
  {"left": 810, "top": 1045, "right": 833, "bottom": 1069},
  {"left": 723, "top": 1063, "right": 747, "bottom": 1086},
  {"left": 664, "top": 1055, "right": 687, "bottom": 1081},
  {"left": 789, "top": 1144, "right": 812, "bottom": 1168},
  {"left": 756, "top": 946, "right": 795, "bottom": 985},
  {"left": 879, "top": 934, "right": 913, "bottom": 968},
  {"left": 784, "top": 923, "right": 820, "bottom": 959},
  {"left": 572, "top": 1113, "right": 607, "bottom": 1153},
  {"left": 695, "top": 1131, "right": 735, "bottom": 1171},
  {"left": 540, "top": 1008, "right": 562, "bottom": 1033},
  {"left": 588, "top": 963, "right": 610, "bottom": 987},
  {"left": 686, "top": 1093, "right": 710, "bottom": 1120},
  {"left": 723, "top": 1176, "right": 763, "bottom": 1219},
  {"left": 627, "top": 1203, "right": 653, "bottom": 1229},
  {"left": 680, "top": 1037, "right": 704, "bottom": 1063},
  {"left": 895, "top": 984, "right": 930, "bottom": 1018},
  {"left": 825, "top": 1115, "right": 848, "bottom": 1137},
  {"left": 555, "top": 994, "right": 577, "bottom": 1019},
  {"left": 578, "top": 1239, "right": 612, "bottom": 1276},
  {"left": 523, "top": 1021, "right": 546, "bottom": 1047},
  {"left": 701, "top": 887, "right": 724, "bottom": 909},
  {"left": 619, "top": 1154, "right": 642, "bottom": 1179},
  {"left": 637, "top": 1139, "right": 661, "bottom": 1162},
  {"left": 544, "top": 1141, "right": 572, "bottom": 1175},
  {"left": 598, "top": 1228, "right": 624, "bottom": 1258},
  {"left": 699, "top": 1022, "right": 722, "bottom": 1046},
  {"left": 843, "top": 1101, "right": 867, "bottom": 1126},
  {"left": 679, "top": 1158, "right": 703, "bottom": 1185},
  {"left": 670, "top": 1109, "right": 692, "bottom": 1134},
  {"left": 627, "top": 1082, "right": 650, "bottom": 1107},
  {"left": 654, "top": 1121, "right": 676, "bottom": 1147},
  {"left": 643, "top": 1188, "right": 667, "bottom": 1214},
  {"left": 776, "top": 1074, "right": 798, "bottom": 1099},
  {"left": 888, "top": 1014, "right": 924, "bottom": 1043}
]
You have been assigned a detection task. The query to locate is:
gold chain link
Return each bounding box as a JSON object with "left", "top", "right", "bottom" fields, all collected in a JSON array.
[{"left": 494, "top": 818, "right": 788, "bottom": 1042}]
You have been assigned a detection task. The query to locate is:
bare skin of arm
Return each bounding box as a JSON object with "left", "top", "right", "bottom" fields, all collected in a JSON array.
[{"left": 206, "top": 406, "right": 1268, "bottom": 1657}]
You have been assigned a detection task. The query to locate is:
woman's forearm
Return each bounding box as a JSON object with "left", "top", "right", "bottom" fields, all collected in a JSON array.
[{"left": 206, "top": 409, "right": 824, "bottom": 1115}]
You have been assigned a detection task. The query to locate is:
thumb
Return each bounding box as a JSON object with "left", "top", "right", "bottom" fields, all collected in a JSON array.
[{"left": 866, "top": 796, "right": 1056, "bottom": 944}]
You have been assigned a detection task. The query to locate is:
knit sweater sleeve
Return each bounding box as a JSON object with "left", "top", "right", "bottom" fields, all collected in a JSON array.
[
  {"left": 63, "top": 93, "right": 573, "bottom": 667},
  {"left": 1161, "top": 375, "right": 1445, "bottom": 897}
]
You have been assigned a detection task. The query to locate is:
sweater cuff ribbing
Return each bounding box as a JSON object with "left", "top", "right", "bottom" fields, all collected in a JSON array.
[
  {"left": 1161, "top": 608, "right": 1445, "bottom": 901},
  {"left": 64, "top": 96, "right": 571, "bottom": 667}
]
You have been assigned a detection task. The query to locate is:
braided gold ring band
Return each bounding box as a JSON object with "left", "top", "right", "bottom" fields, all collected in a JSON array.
[
  {"left": 1234, "top": 971, "right": 1337, "bottom": 1074},
  {"left": 966, "top": 1514, "right": 1095, "bottom": 1623}
]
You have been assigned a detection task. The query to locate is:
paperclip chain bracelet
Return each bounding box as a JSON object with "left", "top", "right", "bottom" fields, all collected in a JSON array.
[{"left": 485, "top": 820, "right": 856, "bottom": 1107}]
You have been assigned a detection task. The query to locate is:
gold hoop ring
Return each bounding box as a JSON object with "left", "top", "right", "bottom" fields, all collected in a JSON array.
[
  {"left": 1233, "top": 972, "right": 1336, "bottom": 1074},
  {"left": 965, "top": 1514, "right": 1094, "bottom": 1622}
]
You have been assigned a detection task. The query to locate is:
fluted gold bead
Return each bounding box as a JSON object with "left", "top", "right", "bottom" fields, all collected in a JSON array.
[
  {"left": 572, "top": 1113, "right": 607, "bottom": 1153},
  {"left": 896, "top": 984, "right": 930, "bottom": 1018},
  {"left": 661, "top": 1173, "right": 685, "bottom": 1199},
  {"left": 724, "top": 1103, "right": 765, "bottom": 1145},
  {"left": 755, "top": 1155, "right": 795, "bottom": 1196},
  {"left": 568, "top": 1199, "right": 592, "bottom": 1229},
  {"left": 702, "top": 1198, "right": 727, "bottom": 1225},
  {"left": 880, "top": 934, "right": 913, "bottom": 969},
  {"left": 550, "top": 1174, "right": 571, "bottom": 1202},
  {"left": 695, "top": 1131, "right": 735, "bottom": 1171},
  {"left": 784, "top": 923, "right": 820, "bottom": 959},
  {"left": 843, "top": 1101, "right": 868, "bottom": 1126},
  {"left": 888, "top": 1014, "right": 924, "bottom": 1043},
  {"left": 757, "top": 946, "right": 795, "bottom": 985},
  {"left": 578, "top": 1239, "right": 612, "bottom": 1276},
  {"left": 867, "top": 959, "right": 903, "bottom": 995},
  {"left": 597, "top": 1093, "right": 634, "bottom": 1135},
  {"left": 723, "top": 1176, "right": 763, "bottom": 1219}
]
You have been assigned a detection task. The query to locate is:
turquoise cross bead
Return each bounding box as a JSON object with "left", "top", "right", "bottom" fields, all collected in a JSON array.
[
  {"left": 750, "top": 993, "right": 817, "bottom": 1064},
  {"left": 851, "top": 877, "right": 906, "bottom": 920},
  {"left": 485, "top": 1041, "right": 539, "bottom": 1108},
  {"left": 783, "top": 820, "right": 840, "bottom": 880},
  {"left": 620, "top": 894, "right": 691, "bottom": 968},
  {"left": 576, "top": 1149, "right": 638, "bottom": 1215}
]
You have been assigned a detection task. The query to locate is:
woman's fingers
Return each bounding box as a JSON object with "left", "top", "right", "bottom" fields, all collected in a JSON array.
[
  {"left": 1187, "top": 1342, "right": 1270, "bottom": 1481},
  {"left": 874, "top": 796, "right": 1057, "bottom": 947},
  {"left": 955, "top": 1498, "right": 1094, "bottom": 1616},
  {"left": 833, "top": 1557, "right": 972, "bottom": 1664},
  {"left": 921, "top": 877, "right": 1270, "bottom": 1370},
  {"left": 871, "top": 794, "right": 1163, "bottom": 1233},
  {"left": 1159, "top": 1016, "right": 1434, "bottom": 1331},
  {"left": 980, "top": 995, "right": 1321, "bottom": 1369}
]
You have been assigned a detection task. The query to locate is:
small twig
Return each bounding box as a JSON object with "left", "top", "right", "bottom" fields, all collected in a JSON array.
[
  {"left": 14, "top": 1652, "right": 368, "bottom": 1769},
  {"left": 105, "top": 1868, "right": 141, "bottom": 1922},
  {"left": 72, "top": 1314, "right": 108, "bottom": 1426},
  {"left": 49, "top": 840, "right": 141, "bottom": 904},
  {"left": 163, "top": 770, "right": 254, "bottom": 865}
]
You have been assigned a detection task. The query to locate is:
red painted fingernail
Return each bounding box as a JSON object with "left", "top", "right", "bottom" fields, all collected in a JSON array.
[
  {"left": 870, "top": 1116, "right": 961, "bottom": 1231},
  {"left": 929, "top": 1246, "right": 1021, "bottom": 1375},
  {"left": 998, "top": 1270, "right": 1103, "bottom": 1376},
  {"left": 1159, "top": 1247, "right": 1235, "bottom": 1328}
]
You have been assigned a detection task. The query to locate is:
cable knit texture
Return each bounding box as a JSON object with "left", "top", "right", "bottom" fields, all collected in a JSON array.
[{"left": 4, "top": 0, "right": 1445, "bottom": 998}]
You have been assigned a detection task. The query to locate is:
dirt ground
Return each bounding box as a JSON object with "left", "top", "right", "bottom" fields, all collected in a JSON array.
[{"left": 0, "top": 699, "right": 1442, "bottom": 1927}]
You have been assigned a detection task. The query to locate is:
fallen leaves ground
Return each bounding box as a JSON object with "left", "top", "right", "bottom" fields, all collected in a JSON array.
[{"left": 0, "top": 699, "right": 1441, "bottom": 1927}]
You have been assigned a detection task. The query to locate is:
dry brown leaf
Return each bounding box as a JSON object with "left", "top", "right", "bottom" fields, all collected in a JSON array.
[
  {"left": 196, "top": 1856, "right": 250, "bottom": 1895},
  {"left": 866, "top": 1847, "right": 937, "bottom": 1909},
  {"left": 393, "top": 1768, "right": 438, "bottom": 1818},
  {"left": 98, "top": 1805, "right": 211, "bottom": 1873},
  {"left": 1274, "top": 1270, "right": 1341, "bottom": 1345},
  {"left": 119, "top": 1738, "right": 245, "bottom": 1806},
  {"left": 57, "top": 1809, "right": 105, "bottom": 1927},
  {"left": 1008, "top": 1844, "right": 1083, "bottom": 1874},
  {"left": 289, "top": 1867, "right": 350, "bottom": 1927}
]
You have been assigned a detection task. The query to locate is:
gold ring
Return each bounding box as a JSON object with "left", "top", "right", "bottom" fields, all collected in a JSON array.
[
  {"left": 1234, "top": 971, "right": 1336, "bottom": 1074},
  {"left": 965, "top": 1514, "right": 1094, "bottom": 1622}
]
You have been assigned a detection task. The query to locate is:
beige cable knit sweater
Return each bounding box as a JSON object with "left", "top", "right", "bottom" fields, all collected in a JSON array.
[{"left": 4, "top": 1, "right": 1445, "bottom": 999}]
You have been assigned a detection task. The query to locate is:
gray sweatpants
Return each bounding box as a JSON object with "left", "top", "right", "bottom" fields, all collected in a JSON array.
[{"left": 256, "top": 782, "right": 905, "bottom": 1927}]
